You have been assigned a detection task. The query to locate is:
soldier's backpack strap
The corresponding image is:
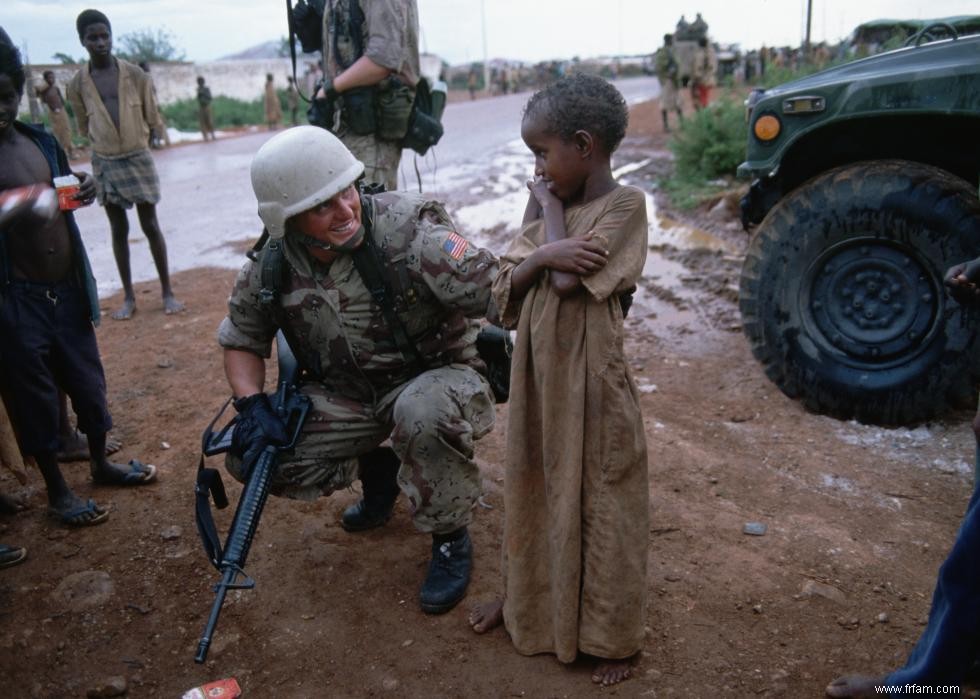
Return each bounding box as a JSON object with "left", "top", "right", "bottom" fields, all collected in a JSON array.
[{"left": 351, "top": 194, "right": 428, "bottom": 374}]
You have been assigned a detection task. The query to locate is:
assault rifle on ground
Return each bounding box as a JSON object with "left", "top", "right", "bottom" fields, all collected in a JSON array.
[{"left": 193, "top": 332, "right": 310, "bottom": 664}]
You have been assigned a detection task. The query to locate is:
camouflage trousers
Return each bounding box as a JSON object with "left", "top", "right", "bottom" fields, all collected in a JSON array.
[
  {"left": 341, "top": 131, "right": 402, "bottom": 192},
  {"left": 226, "top": 364, "right": 495, "bottom": 534}
]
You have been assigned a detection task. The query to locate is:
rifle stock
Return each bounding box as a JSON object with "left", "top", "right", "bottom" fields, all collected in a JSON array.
[{"left": 194, "top": 333, "right": 309, "bottom": 664}]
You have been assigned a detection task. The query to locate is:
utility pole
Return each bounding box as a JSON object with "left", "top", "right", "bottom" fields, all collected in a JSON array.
[
  {"left": 804, "top": 0, "right": 813, "bottom": 62},
  {"left": 481, "top": 0, "right": 490, "bottom": 95}
]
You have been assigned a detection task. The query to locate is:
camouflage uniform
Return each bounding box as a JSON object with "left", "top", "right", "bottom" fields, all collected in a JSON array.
[
  {"left": 654, "top": 46, "right": 682, "bottom": 112},
  {"left": 321, "top": 0, "right": 420, "bottom": 190},
  {"left": 218, "top": 191, "right": 498, "bottom": 535}
]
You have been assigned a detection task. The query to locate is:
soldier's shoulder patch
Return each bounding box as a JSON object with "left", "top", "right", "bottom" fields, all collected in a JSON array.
[{"left": 442, "top": 231, "right": 469, "bottom": 261}]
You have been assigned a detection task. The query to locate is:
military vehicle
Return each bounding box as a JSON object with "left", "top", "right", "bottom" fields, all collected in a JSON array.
[{"left": 737, "top": 26, "right": 980, "bottom": 424}]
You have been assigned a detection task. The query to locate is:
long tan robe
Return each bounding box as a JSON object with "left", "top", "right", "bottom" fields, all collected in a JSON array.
[{"left": 491, "top": 184, "right": 650, "bottom": 662}]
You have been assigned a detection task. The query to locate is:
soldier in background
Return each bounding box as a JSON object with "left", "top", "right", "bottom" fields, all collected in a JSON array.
[
  {"left": 196, "top": 76, "right": 216, "bottom": 141},
  {"left": 291, "top": 0, "right": 421, "bottom": 191},
  {"left": 36, "top": 70, "right": 77, "bottom": 159},
  {"left": 654, "top": 34, "right": 683, "bottom": 132},
  {"left": 690, "top": 37, "right": 716, "bottom": 110},
  {"left": 285, "top": 76, "right": 300, "bottom": 126}
]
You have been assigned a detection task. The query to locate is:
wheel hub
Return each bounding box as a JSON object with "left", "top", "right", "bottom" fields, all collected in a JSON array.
[{"left": 807, "top": 242, "right": 939, "bottom": 362}]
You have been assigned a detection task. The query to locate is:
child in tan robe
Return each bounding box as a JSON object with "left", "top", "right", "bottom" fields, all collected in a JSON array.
[{"left": 470, "top": 73, "right": 650, "bottom": 687}]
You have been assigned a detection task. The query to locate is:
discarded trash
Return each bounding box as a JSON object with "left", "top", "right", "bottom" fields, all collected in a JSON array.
[
  {"left": 182, "top": 677, "right": 242, "bottom": 699},
  {"left": 743, "top": 522, "right": 767, "bottom": 536}
]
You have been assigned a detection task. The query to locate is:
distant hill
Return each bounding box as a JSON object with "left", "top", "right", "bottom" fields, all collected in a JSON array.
[{"left": 219, "top": 40, "right": 284, "bottom": 61}]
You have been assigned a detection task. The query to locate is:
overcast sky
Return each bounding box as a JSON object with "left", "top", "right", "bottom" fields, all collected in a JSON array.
[{"left": 4, "top": 0, "right": 978, "bottom": 66}]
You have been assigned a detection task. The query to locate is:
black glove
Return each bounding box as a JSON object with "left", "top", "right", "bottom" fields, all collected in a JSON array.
[
  {"left": 307, "top": 78, "right": 338, "bottom": 130},
  {"left": 231, "top": 393, "right": 290, "bottom": 472},
  {"left": 945, "top": 257, "right": 980, "bottom": 307},
  {"left": 291, "top": 0, "right": 325, "bottom": 53}
]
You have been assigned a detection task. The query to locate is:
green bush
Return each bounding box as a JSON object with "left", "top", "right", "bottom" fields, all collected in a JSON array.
[
  {"left": 162, "top": 94, "right": 270, "bottom": 131},
  {"left": 670, "top": 98, "right": 746, "bottom": 181},
  {"left": 660, "top": 98, "right": 747, "bottom": 209}
]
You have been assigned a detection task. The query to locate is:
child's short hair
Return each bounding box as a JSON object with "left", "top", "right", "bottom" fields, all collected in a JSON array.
[
  {"left": 0, "top": 41, "right": 25, "bottom": 95},
  {"left": 76, "top": 9, "right": 111, "bottom": 39},
  {"left": 523, "top": 73, "right": 628, "bottom": 154},
  {"left": 43, "top": 69, "right": 55, "bottom": 79}
]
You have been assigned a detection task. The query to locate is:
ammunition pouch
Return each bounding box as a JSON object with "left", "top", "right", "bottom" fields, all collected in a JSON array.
[
  {"left": 401, "top": 78, "right": 445, "bottom": 156},
  {"left": 375, "top": 77, "right": 415, "bottom": 141},
  {"left": 341, "top": 86, "right": 377, "bottom": 136}
]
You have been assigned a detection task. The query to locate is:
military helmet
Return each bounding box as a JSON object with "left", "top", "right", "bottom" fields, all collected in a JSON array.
[{"left": 250, "top": 126, "right": 364, "bottom": 239}]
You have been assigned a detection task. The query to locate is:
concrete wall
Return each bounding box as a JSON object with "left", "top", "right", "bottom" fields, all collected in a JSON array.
[{"left": 22, "top": 57, "right": 319, "bottom": 114}]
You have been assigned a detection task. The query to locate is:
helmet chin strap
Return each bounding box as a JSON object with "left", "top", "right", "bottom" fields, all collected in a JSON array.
[{"left": 292, "top": 224, "right": 367, "bottom": 253}]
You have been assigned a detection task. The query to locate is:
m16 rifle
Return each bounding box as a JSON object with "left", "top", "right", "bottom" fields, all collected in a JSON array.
[{"left": 193, "top": 332, "right": 310, "bottom": 664}]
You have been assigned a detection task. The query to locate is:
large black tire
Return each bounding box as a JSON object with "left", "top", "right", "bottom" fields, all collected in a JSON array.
[{"left": 740, "top": 160, "right": 980, "bottom": 425}]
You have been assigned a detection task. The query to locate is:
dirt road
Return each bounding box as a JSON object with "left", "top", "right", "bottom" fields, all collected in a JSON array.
[{"left": 0, "top": 99, "right": 975, "bottom": 698}]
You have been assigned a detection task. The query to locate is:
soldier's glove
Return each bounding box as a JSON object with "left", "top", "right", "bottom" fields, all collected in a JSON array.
[
  {"left": 307, "top": 78, "right": 339, "bottom": 131},
  {"left": 290, "top": 0, "right": 325, "bottom": 53},
  {"left": 231, "top": 393, "right": 290, "bottom": 474}
]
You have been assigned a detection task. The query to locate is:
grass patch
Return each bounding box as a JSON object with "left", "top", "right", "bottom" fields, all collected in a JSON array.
[{"left": 162, "top": 91, "right": 289, "bottom": 131}]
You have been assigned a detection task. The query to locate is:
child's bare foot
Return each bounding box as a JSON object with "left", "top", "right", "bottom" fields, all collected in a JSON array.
[
  {"left": 163, "top": 295, "right": 185, "bottom": 314},
  {"left": 57, "top": 431, "right": 122, "bottom": 462},
  {"left": 112, "top": 298, "right": 136, "bottom": 320},
  {"left": 468, "top": 599, "right": 504, "bottom": 633},
  {"left": 592, "top": 658, "right": 633, "bottom": 687}
]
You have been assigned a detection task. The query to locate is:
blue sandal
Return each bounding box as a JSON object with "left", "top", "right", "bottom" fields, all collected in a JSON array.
[
  {"left": 92, "top": 459, "right": 157, "bottom": 486},
  {"left": 49, "top": 498, "right": 110, "bottom": 527}
]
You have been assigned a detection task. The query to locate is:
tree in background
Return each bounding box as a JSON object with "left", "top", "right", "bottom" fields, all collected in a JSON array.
[
  {"left": 116, "top": 27, "right": 185, "bottom": 63},
  {"left": 52, "top": 52, "right": 81, "bottom": 64}
]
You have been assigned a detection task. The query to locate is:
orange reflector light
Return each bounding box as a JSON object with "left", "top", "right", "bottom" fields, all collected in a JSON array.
[{"left": 753, "top": 114, "right": 781, "bottom": 141}]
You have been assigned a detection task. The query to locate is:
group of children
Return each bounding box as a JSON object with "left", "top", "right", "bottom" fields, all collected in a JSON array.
[
  {"left": 0, "top": 10, "right": 182, "bottom": 551},
  {"left": 1, "top": 7, "right": 976, "bottom": 694}
]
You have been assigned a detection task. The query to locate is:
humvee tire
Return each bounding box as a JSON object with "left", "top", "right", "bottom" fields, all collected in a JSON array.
[{"left": 739, "top": 160, "right": 980, "bottom": 424}]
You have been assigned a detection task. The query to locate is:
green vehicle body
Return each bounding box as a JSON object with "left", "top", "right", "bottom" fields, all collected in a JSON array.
[
  {"left": 740, "top": 34, "right": 980, "bottom": 223},
  {"left": 737, "top": 32, "right": 980, "bottom": 425}
]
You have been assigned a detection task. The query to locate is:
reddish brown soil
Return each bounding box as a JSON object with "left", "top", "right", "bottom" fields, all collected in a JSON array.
[{"left": 0, "top": 98, "right": 976, "bottom": 699}]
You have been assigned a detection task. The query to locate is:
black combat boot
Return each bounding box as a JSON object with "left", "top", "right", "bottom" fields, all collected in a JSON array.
[
  {"left": 341, "top": 446, "right": 401, "bottom": 532},
  {"left": 419, "top": 527, "right": 472, "bottom": 614}
]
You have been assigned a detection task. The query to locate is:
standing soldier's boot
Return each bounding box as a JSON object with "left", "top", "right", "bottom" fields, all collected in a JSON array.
[
  {"left": 420, "top": 526, "right": 472, "bottom": 614},
  {"left": 341, "top": 446, "right": 401, "bottom": 532},
  {"left": 661, "top": 109, "right": 670, "bottom": 132}
]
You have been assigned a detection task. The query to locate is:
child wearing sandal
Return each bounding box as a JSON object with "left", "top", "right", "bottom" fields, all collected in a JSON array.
[
  {"left": 0, "top": 41, "right": 156, "bottom": 528},
  {"left": 470, "top": 73, "right": 649, "bottom": 686}
]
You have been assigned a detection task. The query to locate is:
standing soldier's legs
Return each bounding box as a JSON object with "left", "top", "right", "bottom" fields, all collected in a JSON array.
[{"left": 341, "top": 132, "right": 402, "bottom": 192}]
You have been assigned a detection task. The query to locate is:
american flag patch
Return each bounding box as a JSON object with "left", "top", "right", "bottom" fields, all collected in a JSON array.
[{"left": 442, "top": 231, "right": 469, "bottom": 260}]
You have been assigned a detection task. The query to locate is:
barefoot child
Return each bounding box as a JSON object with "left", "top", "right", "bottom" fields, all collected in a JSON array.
[
  {"left": 0, "top": 41, "right": 157, "bottom": 527},
  {"left": 65, "top": 9, "right": 183, "bottom": 320},
  {"left": 470, "top": 74, "right": 649, "bottom": 686}
]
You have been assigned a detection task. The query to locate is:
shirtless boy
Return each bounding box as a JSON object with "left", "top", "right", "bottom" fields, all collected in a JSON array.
[
  {"left": 66, "top": 9, "right": 183, "bottom": 320},
  {"left": 0, "top": 41, "right": 157, "bottom": 527},
  {"left": 36, "top": 70, "right": 76, "bottom": 159}
]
